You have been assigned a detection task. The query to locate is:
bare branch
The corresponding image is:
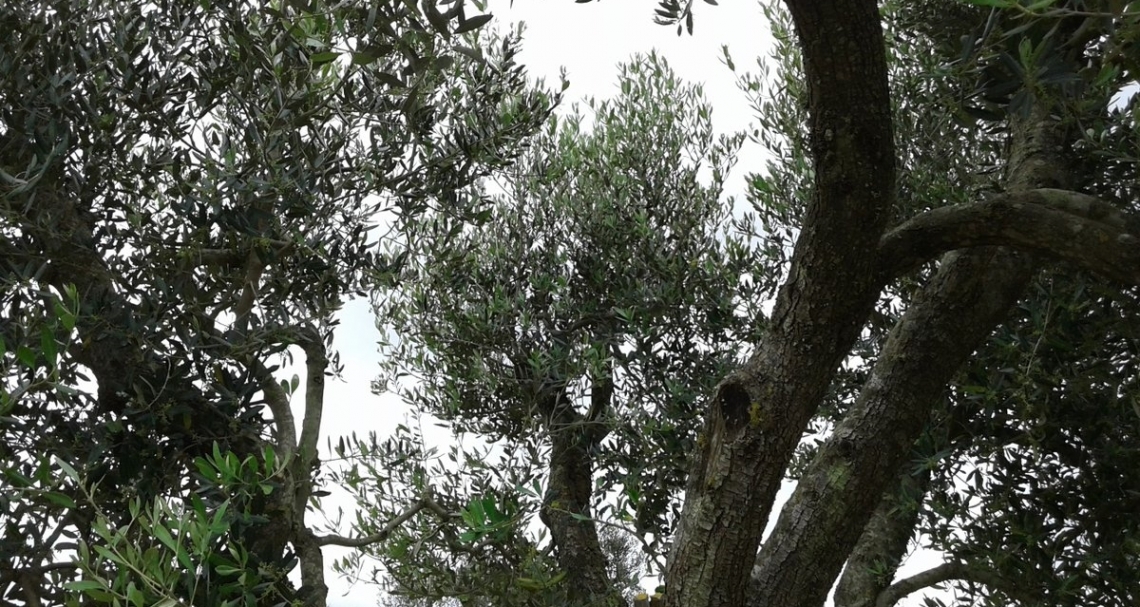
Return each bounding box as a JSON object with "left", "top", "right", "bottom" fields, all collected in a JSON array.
[
  {"left": 179, "top": 248, "right": 245, "bottom": 268},
  {"left": 214, "top": 322, "right": 326, "bottom": 458},
  {"left": 584, "top": 360, "right": 614, "bottom": 443},
  {"left": 314, "top": 494, "right": 457, "bottom": 548},
  {"left": 181, "top": 240, "right": 293, "bottom": 266},
  {"left": 20, "top": 572, "right": 43, "bottom": 607},
  {"left": 0, "top": 561, "right": 78, "bottom": 576},
  {"left": 238, "top": 345, "right": 297, "bottom": 457},
  {"left": 879, "top": 189, "right": 1140, "bottom": 284},
  {"left": 420, "top": 494, "right": 458, "bottom": 519},
  {"left": 230, "top": 240, "right": 296, "bottom": 329},
  {"left": 295, "top": 324, "right": 328, "bottom": 474},
  {"left": 875, "top": 561, "right": 1046, "bottom": 607},
  {"left": 832, "top": 467, "right": 931, "bottom": 607}
]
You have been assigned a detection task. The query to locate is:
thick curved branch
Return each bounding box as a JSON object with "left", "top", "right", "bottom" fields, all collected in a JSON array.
[
  {"left": 233, "top": 341, "right": 297, "bottom": 457},
  {"left": 232, "top": 249, "right": 266, "bottom": 331},
  {"left": 667, "top": 1, "right": 896, "bottom": 604},
  {"left": 214, "top": 323, "right": 324, "bottom": 459},
  {"left": 179, "top": 240, "right": 293, "bottom": 269},
  {"left": 832, "top": 466, "right": 931, "bottom": 607},
  {"left": 296, "top": 325, "right": 328, "bottom": 472},
  {"left": 584, "top": 359, "right": 614, "bottom": 444},
  {"left": 880, "top": 189, "right": 1140, "bottom": 284},
  {"left": 539, "top": 407, "right": 617, "bottom": 605},
  {"left": 875, "top": 561, "right": 1046, "bottom": 607},
  {"left": 747, "top": 248, "right": 1033, "bottom": 607}
]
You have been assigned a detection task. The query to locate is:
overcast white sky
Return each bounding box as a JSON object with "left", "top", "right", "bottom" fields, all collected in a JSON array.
[{"left": 297, "top": 2, "right": 950, "bottom": 605}]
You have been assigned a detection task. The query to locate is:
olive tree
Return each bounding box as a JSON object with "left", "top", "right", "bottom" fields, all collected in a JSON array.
[
  {"left": 0, "top": 1, "right": 554, "bottom": 605},
  {"left": 339, "top": 51, "right": 761, "bottom": 606},
  {"left": 361, "top": 1, "right": 1140, "bottom": 607}
]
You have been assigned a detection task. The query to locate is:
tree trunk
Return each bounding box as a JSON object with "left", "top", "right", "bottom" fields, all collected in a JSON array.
[
  {"left": 748, "top": 246, "right": 1034, "bottom": 607},
  {"left": 539, "top": 388, "right": 619, "bottom": 606},
  {"left": 664, "top": 1, "right": 895, "bottom": 605},
  {"left": 664, "top": 1, "right": 1094, "bottom": 605}
]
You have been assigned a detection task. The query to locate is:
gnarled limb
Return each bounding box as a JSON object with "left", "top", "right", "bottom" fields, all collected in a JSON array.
[
  {"left": 664, "top": 1, "right": 896, "bottom": 606},
  {"left": 538, "top": 371, "right": 620, "bottom": 606},
  {"left": 745, "top": 80, "right": 1082, "bottom": 607},
  {"left": 749, "top": 247, "right": 1034, "bottom": 607},
  {"left": 880, "top": 189, "right": 1140, "bottom": 285},
  {"left": 874, "top": 561, "right": 1047, "bottom": 607}
]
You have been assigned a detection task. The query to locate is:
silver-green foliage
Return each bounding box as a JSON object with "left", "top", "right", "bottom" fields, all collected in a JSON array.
[{"left": 361, "top": 52, "right": 765, "bottom": 601}]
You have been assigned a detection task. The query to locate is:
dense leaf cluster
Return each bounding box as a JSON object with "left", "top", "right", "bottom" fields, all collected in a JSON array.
[
  {"left": 1, "top": 0, "right": 554, "bottom": 604},
  {"left": 358, "top": 52, "right": 764, "bottom": 603},
  {"left": 3, "top": 0, "right": 1140, "bottom": 606}
]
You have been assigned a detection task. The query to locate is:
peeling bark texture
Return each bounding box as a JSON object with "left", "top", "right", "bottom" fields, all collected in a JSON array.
[
  {"left": 664, "top": 1, "right": 895, "bottom": 606},
  {"left": 832, "top": 468, "right": 931, "bottom": 607}
]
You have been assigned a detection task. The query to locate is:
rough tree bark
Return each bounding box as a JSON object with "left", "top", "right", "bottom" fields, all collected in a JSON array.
[
  {"left": 743, "top": 104, "right": 1067, "bottom": 605},
  {"left": 664, "top": 0, "right": 896, "bottom": 604},
  {"left": 831, "top": 469, "right": 931, "bottom": 607},
  {"left": 748, "top": 246, "right": 1034, "bottom": 607},
  {"left": 658, "top": 1, "right": 1139, "bottom": 607}
]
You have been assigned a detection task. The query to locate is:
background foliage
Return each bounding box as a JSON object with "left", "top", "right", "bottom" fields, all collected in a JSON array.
[{"left": 2, "top": 0, "right": 1140, "bottom": 606}]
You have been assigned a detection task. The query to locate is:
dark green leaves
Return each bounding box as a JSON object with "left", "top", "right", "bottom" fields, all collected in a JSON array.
[
  {"left": 373, "top": 53, "right": 762, "bottom": 587},
  {"left": 1, "top": 0, "right": 554, "bottom": 604},
  {"left": 455, "top": 13, "right": 494, "bottom": 35}
]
